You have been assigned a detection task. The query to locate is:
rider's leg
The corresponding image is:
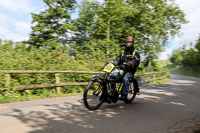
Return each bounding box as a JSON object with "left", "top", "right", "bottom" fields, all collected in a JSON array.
[
  {"left": 109, "top": 69, "right": 119, "bottom": 77},
  {"left": 109, "top": 69, "right": 119, "bottom": 90},
  {"left": 122, "top": 72, "right": 133, "bottom": 95}
]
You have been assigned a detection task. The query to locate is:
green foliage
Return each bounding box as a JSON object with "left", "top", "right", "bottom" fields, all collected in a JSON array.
[
  {"left": 28, "top": 0, "right": 77, "bottom": 49},
  {"left": 170, "top": 48, "right": 184, "bottom": 66},
  {"left": 171, "top": 67, "right": 200, "bottom": 78},
  {"left": 170, "top": 34, "right": 200, "bottom": 74},
  {"left": 72, "top": 0, "right": 187, "bottom": 61},
  {"left": 149, "top": 78, "right": 170, "bottom": 86},
  {"left": 72, "top": 39, "right": 120, "bottom": 60},
  {"left": 0, "top": 88, "right": 63, "bottom": 103},
  {"left": 170, "top": 34, "right": 200, "bottom": 77},
  {"left": 0, "top": 40, "right": 105, "bottom": 103}
]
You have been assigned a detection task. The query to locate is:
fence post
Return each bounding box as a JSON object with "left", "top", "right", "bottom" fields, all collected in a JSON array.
[
  {"left": 5, "top": 73, "right": 11, "bottom": 90},
  {"left": 55, "top": 73, "right": 61, "bottom": 94},
  {"left": 153, "top": 74, "right": 156, "bottom": 81}
]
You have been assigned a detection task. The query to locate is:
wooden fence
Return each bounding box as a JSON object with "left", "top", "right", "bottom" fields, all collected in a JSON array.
[{"left": 0, "top": 70, "right": 169, "bottom": 93}]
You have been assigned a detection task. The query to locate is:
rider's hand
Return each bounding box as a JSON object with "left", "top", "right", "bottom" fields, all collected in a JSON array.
[
  {"left": 111, "top": 61, "right": 117, "bottom": 66},
  {"left": 119, "top": 70, "right": 124, "bottom": 76}
]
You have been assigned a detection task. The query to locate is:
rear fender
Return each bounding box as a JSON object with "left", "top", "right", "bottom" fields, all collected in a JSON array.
[{"left": 133, "top": 78, "right": 139, "bottom": 92}]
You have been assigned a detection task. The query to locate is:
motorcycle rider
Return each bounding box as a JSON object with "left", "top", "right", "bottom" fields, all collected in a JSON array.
[{"left": 110, "top": 36, "right": 140, "bottom": 100}]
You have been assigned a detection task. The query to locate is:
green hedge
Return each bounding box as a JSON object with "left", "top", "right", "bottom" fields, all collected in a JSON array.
[{"left": 0, "top": 41, "right": 106, "bottom": 101}]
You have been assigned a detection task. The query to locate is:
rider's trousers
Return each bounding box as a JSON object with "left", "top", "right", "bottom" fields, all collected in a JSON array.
[{"left": 110, "top": 69, "right": 133, "bottom": 95}]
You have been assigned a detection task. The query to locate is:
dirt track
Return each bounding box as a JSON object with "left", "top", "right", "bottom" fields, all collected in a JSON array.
[{"left": 0, "top": 74, "right": 200, "bottom": 133}]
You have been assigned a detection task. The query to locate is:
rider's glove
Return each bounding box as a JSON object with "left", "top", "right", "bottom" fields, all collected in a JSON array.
[
  {"left": 111, "top": 61, "right": 117, "bottom": 66},
  {"left": 120, "top": 62, "right": 130, "bottom": 70},
  {"left": 119, "top": 70, "right": 124, "bottom": 76}
]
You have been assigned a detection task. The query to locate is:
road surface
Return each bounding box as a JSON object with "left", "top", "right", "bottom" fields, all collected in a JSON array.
[{"left": 0, "top": 74, "right": 200, "bottom": 133}]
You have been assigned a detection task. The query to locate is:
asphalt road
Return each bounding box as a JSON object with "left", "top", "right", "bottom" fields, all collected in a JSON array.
[{"left": 0, "top": 74, "right": 200, "bottom": 133}]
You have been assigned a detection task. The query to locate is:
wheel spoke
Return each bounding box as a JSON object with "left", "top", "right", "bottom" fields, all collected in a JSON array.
[
  {"left": 83, "top": 81, "right": 105, "bottom": 110},
  {"left": 126, "top": 82, "right": 136, "bottom": 101}
]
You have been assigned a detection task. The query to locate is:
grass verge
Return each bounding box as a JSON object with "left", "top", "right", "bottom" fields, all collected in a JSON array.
[
  {"left": 0, "top": 88, "right": 84, "bottom": 104},
  {"left": 171, "top": 67, "right": 200, "bottom": 78},
  {"left": 149, "top": 78, "right": 170, "bottom": 86}
]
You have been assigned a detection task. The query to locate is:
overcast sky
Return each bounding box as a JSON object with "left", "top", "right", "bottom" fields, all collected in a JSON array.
[{"left": 0, "top": 0, "right": 199, "bottom": 60}]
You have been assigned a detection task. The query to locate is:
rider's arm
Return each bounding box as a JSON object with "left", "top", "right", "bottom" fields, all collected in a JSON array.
[
  {"left": 123, "top": 52, "right": 140, "bottom": 71},
  {"left": 129, "top": 52, "right": 140, "bottom": 69},
  {"left": 112, "top": 54, "right": 121, "bottom": 66}
]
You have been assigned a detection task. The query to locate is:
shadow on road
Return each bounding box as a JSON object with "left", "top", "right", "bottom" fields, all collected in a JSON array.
[{"left": 7, "top": 100, "right": 146, "bottom": 133}]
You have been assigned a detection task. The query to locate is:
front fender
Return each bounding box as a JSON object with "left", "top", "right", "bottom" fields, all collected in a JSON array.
[{"left": 92, "top": 76, "right": 103, "bottom": 82}]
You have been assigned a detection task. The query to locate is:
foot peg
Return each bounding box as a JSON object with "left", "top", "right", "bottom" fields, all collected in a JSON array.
[{"left": 105, "top": 99, "right": 111, "bottom": 104}]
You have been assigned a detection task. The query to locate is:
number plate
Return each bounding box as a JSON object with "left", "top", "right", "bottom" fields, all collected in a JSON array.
[{"left": 103, "top": 63, "right": 115, "bottom": 73}]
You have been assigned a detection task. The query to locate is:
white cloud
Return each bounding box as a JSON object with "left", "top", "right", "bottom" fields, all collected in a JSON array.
[
  {"left": 0, "top": 0, "right": 34, "bottom": 13},
  {"left": 0, "top": 0, "right": 45, "bottom": 42},
  {"left": 0, "top": 13, "right": 31, "bottom": 41},
  {"left": 174, "top": 0, "right": 200, "bottom": 46},
  {"left": 89, "top": 0, "right": 104, "bottom": 4},
  {"left": 97, "top": 0, "right": 104, "bottom": 3},
  {"left": 159, "top": 0, "right": 200, "bottom": 60}
]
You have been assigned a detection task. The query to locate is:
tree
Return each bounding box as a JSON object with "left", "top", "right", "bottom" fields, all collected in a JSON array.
[
  {"left": 170, "top": 34, "right": 200, "bottom": 68},
  {"left": 28, "top": 0, "right": 77, "bottom": 49},
  {"left": 170, "top": 46, "right": 185, "bottom": 66},
  {"left": 123, "top": 0, "right": 187, "bottom": 67},
  {"left": 72, "top": 0, "right": 187, "bottom": 62},
  {"left": 194, "top": 34, "right": 200, "bottom": 66},
  {"left": 71, "top": 0, "right": 123, "bottom": 59}
]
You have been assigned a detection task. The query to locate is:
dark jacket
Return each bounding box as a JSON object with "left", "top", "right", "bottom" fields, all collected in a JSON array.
[{"left": 113, "top": 47, "right": 140, "bottom": 74}]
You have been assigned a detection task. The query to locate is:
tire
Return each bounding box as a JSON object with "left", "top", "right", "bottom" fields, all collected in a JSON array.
[
  {"left": 83, "top": 80, "right": 106, "bottom": 110},
  {"left": 124, "top": 79, "right": 137, "bottom": 104}
]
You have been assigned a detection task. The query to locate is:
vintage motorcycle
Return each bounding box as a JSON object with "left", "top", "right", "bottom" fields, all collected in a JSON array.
[{"left": 83, "top": 62, "right": 139, "bottom": 110}]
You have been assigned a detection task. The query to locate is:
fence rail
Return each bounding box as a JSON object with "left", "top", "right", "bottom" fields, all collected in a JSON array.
[{"left": 0, "top": 70, "right": 169, "bottom": 93}]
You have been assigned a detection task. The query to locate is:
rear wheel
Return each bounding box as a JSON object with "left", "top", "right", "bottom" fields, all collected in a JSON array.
[
  {"left": 83, "top": 81, "right": 106, "bottom": 110},
  {"left": 124, "top": 80, "right": 137, "bottom": 104}
]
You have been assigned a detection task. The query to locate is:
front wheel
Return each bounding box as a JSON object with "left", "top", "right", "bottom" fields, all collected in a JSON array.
[
  {"left": 124, "top": 79, "right": 137, "bottom": 104},
  {"left": 83, "top": 80, "right": 106, "bottom": 110}
]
